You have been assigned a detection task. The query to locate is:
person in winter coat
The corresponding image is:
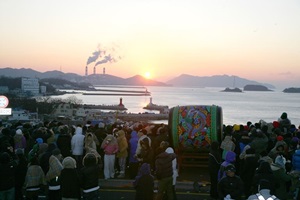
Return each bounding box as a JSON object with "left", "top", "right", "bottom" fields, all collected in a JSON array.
[
  {"left": 133, "top": 163, "right": 154, "bottom": 200},
  {"left": 155, "top": 144, "right": 176, "bottom": 200},
  {"left": 218, "top": 150, "right": 236, "bottom": 181},
  {"left": 252, "top": 161, "right": 276, "bottom": 195},
  {"left": 60, "top": 156, "right": 81, "bottom": 199},
  {"left": 137, "top": 137, "right": 154, "bottom": 170},
  {"left": 0, "top": 152, "right": 17, "bottom": 200},
  {"left": 220, "top": 135, "right": 236, "bottom": 160},
  {"left": 128, "top": 129, "right": 139, "bottom": 179},
  {"left": 101, "top": 134, "right": 119, "bottom": 180},
  {"left": 271, "top": 155, "right": 292, "bottom": 199},
  {"left": 71, "top": 125, "right": 85, "bottom": 169},
  {"left": 45, "top": 148, "right": 63, "bottom": 200},
  {"left": 80, "top": 153, "right": 102, "bottom": 200},
  {"left": 247, "top": 179, "right": 279, "bottom": 200},
  {"left": 208, "top": 141, "right": 221, "bottom": 199},
  {"left": 292, "top": 149, "right": 300, "bottom": 171},
  {"left": 218, "top": 164, "right": 244, "bottom": 200},
  {"left": 24, "top": 156, "right": 47, "bottom": 200},
  {"left": 14, "top": 129, "right": 27, "bottom": 152},
  {"left": 84, "top": 132, "right": 101, "bottom": 160},
  {"left": 56, "top": 125, "right": 72, "bottom": 158},
  {"left": 278, "top": 112, "right": 291, "bottom": 134},
  {"left": 164, "top": 142, "right": 178, "bottom": 200},
  {"left": 15, "top": 148, "right": 28, "bottom": 200},
  {"left": 116, "top": 130, "right": 128, "bottom": 178},
  {"left": 240, "top": 147, "right": 259, "bottom": 197}
]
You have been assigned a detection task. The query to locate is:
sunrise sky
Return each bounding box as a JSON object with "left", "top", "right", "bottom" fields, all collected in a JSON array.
[{"left": 1, "top": 0, "right": 300, "bottom": 88}]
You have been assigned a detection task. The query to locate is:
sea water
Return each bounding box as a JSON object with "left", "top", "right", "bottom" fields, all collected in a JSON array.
[{"left": 51, "top": 86, "right": 300, "bottom": 126}]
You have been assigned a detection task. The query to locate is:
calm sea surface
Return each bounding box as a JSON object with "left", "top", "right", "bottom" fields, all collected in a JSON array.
[{"left": 52, "top": 86, "right": 300, "bottom": 126}]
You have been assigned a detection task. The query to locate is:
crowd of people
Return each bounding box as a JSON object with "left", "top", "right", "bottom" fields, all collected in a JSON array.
[
  {"left": 1, "top": 111, "right": 300, "bottom": 200},
  {"left": 0, "top": 120, "right": 176, "bottom": 200},
  {"left": 209, "top": 112, "right": 300, "bottom": 200}
]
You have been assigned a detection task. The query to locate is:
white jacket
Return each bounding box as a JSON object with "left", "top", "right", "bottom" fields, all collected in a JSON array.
[{"left": 71, "top": 127, "right": 85, "bottom": 156}]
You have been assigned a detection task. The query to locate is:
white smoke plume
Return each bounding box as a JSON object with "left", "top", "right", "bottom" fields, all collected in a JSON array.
[
  {"left": 94, "top": 54, "right": 116, "bottom": 66},
  {"left": 86, "top": 50, "right": 102, "bottom": 65}
]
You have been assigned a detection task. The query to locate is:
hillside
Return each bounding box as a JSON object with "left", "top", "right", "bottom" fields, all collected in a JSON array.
[
  {"left": 166, "top": 74, "right": 275, "bottom": 89},
  {"left": 0, "top": 68, "right": 276, "bottom": 88}
]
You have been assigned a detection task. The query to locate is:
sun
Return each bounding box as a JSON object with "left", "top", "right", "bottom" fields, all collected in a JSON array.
[{"left": 144, "top": 72, "right": 151, "bottom": 79}]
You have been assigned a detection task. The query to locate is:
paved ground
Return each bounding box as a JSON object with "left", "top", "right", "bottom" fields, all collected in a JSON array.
[{"left": 99, "top": 166, "right": 211, "bottom": 193}]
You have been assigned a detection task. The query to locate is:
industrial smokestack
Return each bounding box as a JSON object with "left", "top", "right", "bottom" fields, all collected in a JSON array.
[
  {"left": 85, "top": 66, "right": 88, "bottom": 76},
  {"left": 103, "top": 67, "right": 105, "bottom": 75},
  {"left": 93, "top": 66, "right": 96, "bottom": 74}
]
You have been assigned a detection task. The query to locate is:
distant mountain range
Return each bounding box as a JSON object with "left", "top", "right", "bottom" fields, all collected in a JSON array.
[{"left": 0, "top": 67, "right": 275, "bottom": 88}]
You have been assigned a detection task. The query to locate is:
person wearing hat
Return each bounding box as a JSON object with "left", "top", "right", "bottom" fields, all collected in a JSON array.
[
  {"left": 247, "top": 179, "right": 279, "bottom": 200},
  {"left": 60, "top": 157, "right": 81, "bottom": 199},
  {"left": 218, "top": 164, "right": 244, "bottom": 200},
  {"left": 271, "top": 155, "right": 292, "bottom": 199},
  {"left": 135, "top": 128, "right": 152, "bottom": 158},
  {"left": 14, "top": 129, "right": 26, "bottom": 152},
  {"left": 45, "top": 148, "right": 63, "bottom": 200}
]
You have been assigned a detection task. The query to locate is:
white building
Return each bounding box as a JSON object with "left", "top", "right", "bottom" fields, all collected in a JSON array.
[{"left": 21, "top": 77, "right": 39, "bottom": 95}]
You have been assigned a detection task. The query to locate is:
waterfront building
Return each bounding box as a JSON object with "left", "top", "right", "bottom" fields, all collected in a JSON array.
[{"left": 21, "top": 77, "right": 40, "bottom": 96}]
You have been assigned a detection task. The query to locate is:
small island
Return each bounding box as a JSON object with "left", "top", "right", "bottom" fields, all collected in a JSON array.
[
  {"left": 221, "top": 87, "right": 243, "bottom": 93},
  {"left": 283, "top": 87, "right": 300, "bottom": 93},
  {"left": 243, "top": 84, "right": 272, "bottom": 91}
]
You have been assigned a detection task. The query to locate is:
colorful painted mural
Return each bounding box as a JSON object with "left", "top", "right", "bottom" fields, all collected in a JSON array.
[{"left": 169, "top": 105, "right": 222, "bottom": 151}]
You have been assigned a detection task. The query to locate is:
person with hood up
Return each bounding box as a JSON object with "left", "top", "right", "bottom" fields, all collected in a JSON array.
[
  {"left": 45, "top": 148, "right": 63, "bottom": 200},
  {"left": 71, "top": 125, "right": 85, "bottom": 169},
  {"left": 271, "top": 155, "right": 292, "bottom": 199},
  {"left": 128, "top": 128, "right": 139, "bottom": 179},
  {"left": 56, "top": 125, "right": 72, "bottom": 158},
  {"left": 24, "top": 156, "right": 47, "bottom": 200},
  {"left": 14, "top": 129, "right": 26, "bottom": 152},
  {"left": 218, "top": 150, "right": 236, "bottom": 181},
  {"left": 101, "top": 134, "right": 118, "bottom": 180},
  {"left": 165, "top": 143, "right": 178, "bottom": 200},
  {"left": 80, "top": 153, "right": 101, "bottom": 199},
  {"left": 155, "top": 142, "right": 176, "bottom": 200},
  {"left": 60, "top": 156, "right": 81, "bottom": 199},
  {"left": 278, "top": 112, "right": 291, "bottom": 134},
  {"left": 220, "top": 135, "right": 236, "bottom": 160},
  {"left": 84, "top": 132, "right": 101, "bottom": 160},
  {"left": 116, "top": 130, "right": 128, "bottom": 178},
  {"left": 133, "top": 163, "right": 154, "bottom": 200}
]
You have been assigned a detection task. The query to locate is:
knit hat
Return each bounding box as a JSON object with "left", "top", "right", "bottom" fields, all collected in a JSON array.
[
  {"left": 225, "top": 164, "right": 236, "bottom": 172},
  {"left": 275, "top": 155, "right": 286, "bottom": 168},
  {"left": 16, "top": 129, "right": 23, "bottom": 135},
  {"left": 281, "top": 112, "right": 288, "bottom": 120},
  {"left": 277, "top": 135, "right": 284, "bottom": 141},
  {"left": 36, "top": 138, "right": 43, "bottom": 144},
  {"left": 273, "top": 121, "right": 280, "bottom": 129},
  {"left": 62, "top": 157, "right": 76, "bottom": 169}
]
